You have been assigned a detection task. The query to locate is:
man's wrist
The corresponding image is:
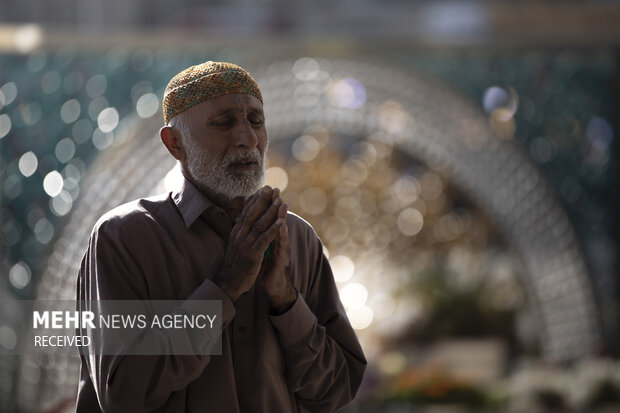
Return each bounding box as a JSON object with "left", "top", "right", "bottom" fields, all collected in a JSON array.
[
  {"left": 213, "top": 273, "right": 240, "bottom": 302},
  {"left": 267, "top": 286, "right": 297, "bottom": 315}
]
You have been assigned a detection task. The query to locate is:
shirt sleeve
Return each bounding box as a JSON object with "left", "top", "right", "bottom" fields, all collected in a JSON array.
[
  {"left": 268, "top": 224, "right": 367, "bottom": 412},
  {"left": 77, "top": 216, "right": 235, "bottom": 413}
]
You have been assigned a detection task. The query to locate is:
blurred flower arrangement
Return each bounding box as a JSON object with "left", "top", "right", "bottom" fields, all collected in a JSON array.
[
  {"left": 384, "top": 362, "right": 493, "bottom": 409},
  {"left": 351, "top": 358, "right": 620, "bottom": 412}
]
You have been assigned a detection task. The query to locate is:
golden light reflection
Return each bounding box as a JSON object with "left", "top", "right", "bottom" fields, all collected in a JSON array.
[
  {"left": 265, "top": 166, "right": 289, "bottom": 192},
  {"left": 292, "top": 134, "right": 321, "bottom": 162},
  {"left": 299, "top": 187, "right": 327, "bottom": 215},
  {"left": 331, "top": 255, "right": 355, "bottom": 283},
  {"left": 377, "top": 100, "right": 410, "bottom": 134},
  {"left": 340, "top": 282, "right": 369, "bottom": 308},
  {"left": 347, "top": 305, "right": 374, "bottom": 330},
  {"left": 397, "top": 208, "right": 424, "bottom": 236}
]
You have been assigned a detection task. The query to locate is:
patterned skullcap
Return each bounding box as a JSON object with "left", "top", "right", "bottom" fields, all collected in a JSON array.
[{"left": 162, "top": 61, "right": 263, "bottom": 124}]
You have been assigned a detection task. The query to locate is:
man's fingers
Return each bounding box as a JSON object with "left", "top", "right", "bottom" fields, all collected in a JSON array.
[
  {"left": 239, "top": 186, "right": 272, "bottom": 220},
  {"left": 274, "top": 219, "right": 289, "bottom": 262},
  {"left": 278, "top": 202, "right": 287, "bottom": 219},
  {"left": 253, "top": 217, "right": 284, "bottom": 251},
  {"left": 250, "top": 197, "right": 283, "bottom": 237},
  {"left": 237, "top": 186, "right": 273, "bottom": 236}
]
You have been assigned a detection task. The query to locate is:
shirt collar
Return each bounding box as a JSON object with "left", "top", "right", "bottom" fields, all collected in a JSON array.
[{"left": 172, "top": 176, "right": 217, "bottom": 228}]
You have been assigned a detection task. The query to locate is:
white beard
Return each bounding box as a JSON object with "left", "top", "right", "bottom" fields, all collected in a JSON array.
[{"left": 183, "top": 134, "right": 266, "bottom": 200}]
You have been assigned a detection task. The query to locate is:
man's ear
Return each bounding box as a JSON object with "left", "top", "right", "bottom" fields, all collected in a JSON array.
[{"left": 160, "top": 125, "right": 186, "bottom": 161}]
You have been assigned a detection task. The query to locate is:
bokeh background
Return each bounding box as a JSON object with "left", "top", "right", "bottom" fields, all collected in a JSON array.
[{"left": 0, "top": 1, "right": 619, "bottom": 412}]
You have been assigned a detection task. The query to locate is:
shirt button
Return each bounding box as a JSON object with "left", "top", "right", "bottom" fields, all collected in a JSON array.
[
  {"left": 238, "top": 326, "right": 248, "bottom": 335},
  {"left": 217, "top": 212, "right": 224, "bottom": 217}
]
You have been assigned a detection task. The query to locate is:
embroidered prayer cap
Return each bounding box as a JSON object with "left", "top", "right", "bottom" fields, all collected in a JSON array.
[{"left": 162, "top": 61, "right": 263, "bottom": 124}]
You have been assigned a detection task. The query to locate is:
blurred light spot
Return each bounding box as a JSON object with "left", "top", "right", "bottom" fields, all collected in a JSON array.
[
  {"left": 97, "top": 107, "right": 119, "bottom": 132},
  {"left": 27, "top": 50, "right": 47, "bottom": 72},
  {"left": 9, "top": 261, "right": 31, "bottom": 289},
  {"left": 68, "top": 157, "right": 86, "bottom": 177},
  {"left": 55, "top": 137, "right": 76, "bottom": 163},
  {"left": 0, "top": 326, "right": 17, "bottom": 350},
  {"left": 163, "top": 164, "right": 183, "bottom": 192},
  {"left": 484, "top": 86, "right": 519, "bottom": 121},
  {"left": 331, "top": 255, "right": 355, "bottom": 283},
  {"left": 34, "top": 218, "right": 54, "bottom": 244},
  {"left": 63, "top": 71, "right": 84, "bottom": 95},
  {"left": 86, "top": 74, "right": 107, "bottom": 98},
  {"left": 131, "top": 48, "right": 154, "bottom": 71},
  {"left": 397, "top": 208, "right": 424, "bottom": 236},
  {"left": 13, "top": 24, "right": 42, "bottom": 53},
  {"left": 530, "top": 137, "right": 555, "bottom": 164},
  {"left": 490, "top": 111, "right": 516, "bottom": 140},
  {"left": 3, "top": 174, "right": 22, "bottom": 199},
  {"left": 294, "top": 82, "right": 321, "bottom": 107},
  {"left": 88, "top": 96, "right": 109, "bottom": 120},
  {"left": 63, "top": 176, "right": 79, "bottom": 191},
  {"left": 63, "top": 161, "right": 83, "bottom": 182},
  {"left": 586, "top": 117, "right": 613, "bottom": 151},
  {"left": 328, "top": 78, "right": 366, "bottom": 109},
  {"left": 20, "top": 102, "right": 42, "bottom": 125},
  {"left": 378, "top": 100, "right": 409, "bottom": 134},
  {"left": 2, "top": 220, "right": 22, "bottom": 246},
  {"left": 323, "top": 247, "right": 330, "bottom": 259},
  {"left": 347, "top": 305, "right": 374, "bottom": 330},
  {"left": 483, "top": 86, "right": 508, "bottom": 114},
  {"left": 293, "top": 57, "right": 320, "bottom": 81},
  {"left": 378, "top": 352, "right": 406, "bottom": 375},
  {"left": 131, "top": 80, "right": 153, "bottom": 103},
  {"left": 351, "top": 141, "right": 377, "bottom": 166},
  {"left": 41, "top": 71, "right": 61, "bottom": 94},
  {"left": 92, "top": 129, "right": 114, "bottom": 150},
  {"left": 369, "top": 292, "right": 396, "bottom": 319},
  {"left": 72, "top": 118, "right": 93, "bottom": 144},
  {"left": 392, "top": 175, "right": 420, "bottom": 205},
  {"left": 136, "top": 93, "right": 159, "bottom": 118},
  {"left": 60, "top": 99, "right": 81, "bottom": 124},
  {"left": 292, "top": 135, "right": 321, "bottom": 162},
  {"left": 436, "top": 213, "right": 463, "bottom": 242},
  {"left": 18, "top": 151, "right": 38, "bottom": 177},
  {"left": 0, "top": 90, "right": 4, "bottom": 109},
  {"left": 299, "top": 187, "right": 327, "bottom": 215},
  {"left": 43, "top": 171, "right": 63, "bottom": 197},
  {"left": 50, "top": 190, "right": 73, "bottom": 217},
  {"left": 339, "top": 159, "right": 368, "bottom": 186},
  {"left": 420, "top": 172, "right": 443, "bottom": 200},
  {"left": 106, "top": 46, "right": 130, "bottom": 71},
  {"left": 0, "top": 114, "right": 12, "bottom": 138},
  {"left": 340, "top": 282, "right": 368, "bottom": 309},
  {"left": 265, "top": 167, "right": 288, "bottom": 191},
  {"left": 1, "top": 82, "right": 17, "bottom": 105},
  {"left": 26, "top": 207, "right": 45, "bottom": 231}
]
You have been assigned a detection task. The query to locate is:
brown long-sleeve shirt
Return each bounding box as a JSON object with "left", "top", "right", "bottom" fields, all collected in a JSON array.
[{"left": 76, "top": 177, "right": 366, "bottom": 412}]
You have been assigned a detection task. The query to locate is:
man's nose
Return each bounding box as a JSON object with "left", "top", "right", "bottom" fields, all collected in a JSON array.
[{"left": 233, "top": 120, "right": 258, "bottom": 148}]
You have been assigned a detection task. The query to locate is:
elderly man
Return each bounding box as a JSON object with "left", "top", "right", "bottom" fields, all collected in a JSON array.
[{"left": 76, "top": 61, "right": 366, "bottom": 412}]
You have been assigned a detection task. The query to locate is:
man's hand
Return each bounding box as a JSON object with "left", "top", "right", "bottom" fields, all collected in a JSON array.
[
  {"left": 213, "top": 186, "right": 285, "bottom": 302},
  {"left": 259, "top": 189, "right": 297, "bottom": 315}
]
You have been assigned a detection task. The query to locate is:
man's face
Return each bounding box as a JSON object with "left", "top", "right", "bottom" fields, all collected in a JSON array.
[{"left": 177, "top": 93, "right": 268, "bottom": 199}]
